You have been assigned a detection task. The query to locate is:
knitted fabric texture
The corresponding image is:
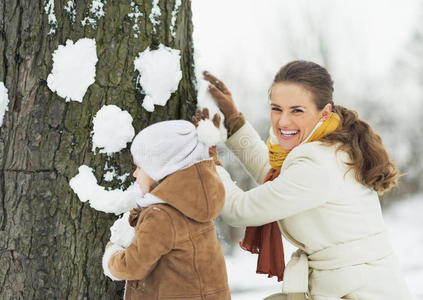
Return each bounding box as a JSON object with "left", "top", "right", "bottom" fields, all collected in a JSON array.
[{"left": 130, "top": 120, "right": 210, "bottom": 182}]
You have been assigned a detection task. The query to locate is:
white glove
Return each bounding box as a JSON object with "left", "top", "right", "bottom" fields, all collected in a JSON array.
[
  {"left": 110, "top": 212, "right": 135, "bottom": 248},
  {"left": 102, "top": 243, "right": 124, "bottom": 281}
]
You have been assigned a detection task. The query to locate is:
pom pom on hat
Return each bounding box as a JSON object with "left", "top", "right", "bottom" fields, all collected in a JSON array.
[{"left": 196, "top": 119, "right": 222, "bottom": 147}]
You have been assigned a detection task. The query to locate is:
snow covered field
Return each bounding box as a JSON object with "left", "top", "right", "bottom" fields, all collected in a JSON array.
[
  {"left": 226, "top": 194, "right": 423, "bottom": 300},
  {"left": 385, "top": 194, "right": 423, "bottom": 300}
]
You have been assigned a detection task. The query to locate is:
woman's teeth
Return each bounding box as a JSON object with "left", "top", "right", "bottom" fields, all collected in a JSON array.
[{"left": 280, "top": 129, "right": 299, "bottom": 136}]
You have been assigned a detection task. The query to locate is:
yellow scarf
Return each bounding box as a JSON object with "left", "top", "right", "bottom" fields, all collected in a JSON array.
[{"left": 267, "top": 112, "right": 341, "bottom": 169}]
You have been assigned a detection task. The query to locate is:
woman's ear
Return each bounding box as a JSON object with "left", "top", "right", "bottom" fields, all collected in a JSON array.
[{"left": 320, "top": 103, "right": 332, "bottom": 122}]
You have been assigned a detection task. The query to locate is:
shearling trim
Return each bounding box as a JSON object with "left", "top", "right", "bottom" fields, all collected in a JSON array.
[
  {"left": 102, "top": 243, "right": 125, "bottom": 281},
  {"left": 136, "top": 193, "right": 166, "bottom": 208}
]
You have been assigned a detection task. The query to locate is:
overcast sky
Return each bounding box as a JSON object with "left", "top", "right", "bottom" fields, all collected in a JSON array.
[
  {"left": 192, "top": 0, "right": 421, "bottom": 129},
  {"left": 192, "top": 0, "right": 420, "bottom": 76}
]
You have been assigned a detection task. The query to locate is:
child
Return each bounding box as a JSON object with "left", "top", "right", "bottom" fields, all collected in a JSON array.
[{"left": 102, "top": 119, "right": 231, "bottom": 300}]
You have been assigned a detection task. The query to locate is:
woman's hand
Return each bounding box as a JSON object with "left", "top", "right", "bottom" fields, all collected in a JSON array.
[{"left": 203, "top": 71, "right": 239, "bottom": 129}]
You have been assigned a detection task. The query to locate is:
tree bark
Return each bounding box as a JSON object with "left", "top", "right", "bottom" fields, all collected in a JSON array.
[{"left": 0, "top": 0, "right": 196, "bottom": 298}]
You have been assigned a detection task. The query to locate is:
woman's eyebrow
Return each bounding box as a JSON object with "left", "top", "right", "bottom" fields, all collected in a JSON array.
[{"left": 271, "top": 104, "right": 305, "bottom": 109}]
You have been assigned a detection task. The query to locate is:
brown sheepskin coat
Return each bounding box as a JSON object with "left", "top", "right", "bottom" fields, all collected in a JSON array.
[{"left": 108, "top": 160, "right": 231, "bottom": 299}]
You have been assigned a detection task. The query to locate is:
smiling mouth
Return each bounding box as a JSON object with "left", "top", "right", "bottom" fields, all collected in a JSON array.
[{"left": 279, "top": 129, "right": 299, "bottom": 139}]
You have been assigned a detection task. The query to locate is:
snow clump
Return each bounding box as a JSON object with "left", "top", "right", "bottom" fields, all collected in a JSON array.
[
  {"left": 134, "top": 44, "right": 182, "bottom": 112},
  {"left": 47, "top": 38, "right": 98, "bottom": 102},
  {"left": 193, "top": 50, "right": 227, "bottom": 141},
  {"left": 0, "top": 82, "right": 9, "bottom": 126},
  {"left": 91, "top": 105, "right": 135, "bottom": 155},
  {"left": 69, "top": 165, "right": 141, "bottom": 215},
  {"left": 197, "top": 119, "right": 221, "bottom": 147}
]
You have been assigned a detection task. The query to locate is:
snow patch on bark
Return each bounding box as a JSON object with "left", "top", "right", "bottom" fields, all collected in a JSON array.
[
  {"left": 64, "top": 1, "right": 76, "bottom": 22},
  {"left": 134, "top": 44, "right": 182, "bottom": 112},
  {"left": 0, "top": 82, "right": 9, "bottom": 126},
  {"left": 81, "top": 0, "right": 107, "bottom": 28},
  {"left": 103, "top": 162, "right": 130, "bottom": 183},
  {"left": 69, "top": 165, "right": 141, "bottom": 215},
  {"left": 47, "top": 38, "right": 98, "bottom": 102},
  {"left": 128, "top": 1, "right": 143, "bottom": 38},
  {"left": 91, "top": 105, "right": 135, "bottom": 155},
  {"left": 170, "top": 0, "right": 182, "bottom": 38},
  {"left": 103, "top": 170, "right": 116, "bottom": 182},
  {"left": 149, "top": 0, "right": 161, "bottom": 33},
  {"left": 44, "top": 0, "right": 58, "bottom": 35}
]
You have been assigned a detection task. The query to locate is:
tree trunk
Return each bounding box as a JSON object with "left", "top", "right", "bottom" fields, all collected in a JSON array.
[{"left": 0, "top": 0, "right": 196, "bottom": 298}]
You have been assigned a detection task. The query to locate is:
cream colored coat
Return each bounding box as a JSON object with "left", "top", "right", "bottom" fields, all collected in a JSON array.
[{"left": 217, "top": 121, "right": 411, "bottom": 300}]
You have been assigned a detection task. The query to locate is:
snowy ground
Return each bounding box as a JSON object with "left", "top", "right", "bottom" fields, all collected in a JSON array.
[
  {"left": 226, "top": 194, "right": 423, "bottom": 300},
  {"left": 384, "top": 194, "right": 423, "bottom": 300}
]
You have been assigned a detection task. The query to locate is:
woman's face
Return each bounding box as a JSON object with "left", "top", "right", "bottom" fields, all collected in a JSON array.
[
  {"left": 270, "top": 82, "right": 331, "bottom": 150},
  {"left": 133, "top": 164, "right": 155, "bottom": 195}
]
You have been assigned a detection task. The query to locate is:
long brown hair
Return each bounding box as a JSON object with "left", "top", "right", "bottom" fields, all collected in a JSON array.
[{"left": 272, "top": 60, "right": 398, "bottom": 194}]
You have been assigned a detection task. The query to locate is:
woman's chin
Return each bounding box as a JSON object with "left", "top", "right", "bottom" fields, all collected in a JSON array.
[
  {"left": 276, "top": 135, "right": 301, "bottom": 150},
  {"left": 278, "top": 141, "right": 297, "bottom": 151}
]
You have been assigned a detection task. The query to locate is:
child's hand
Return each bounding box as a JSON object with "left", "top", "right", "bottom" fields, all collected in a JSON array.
[
  {"left": 191, "top": 108, "right": 221, "bottom": 129},
  {"left": 191, "top": 108, "right": 223, "bottom": 166},
  {"left": 110, "top": 212, "right": 135, "bottom": 248}
]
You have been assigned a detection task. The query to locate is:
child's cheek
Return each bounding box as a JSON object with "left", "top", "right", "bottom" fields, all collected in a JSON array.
[{"left": 135, "top": 178, "right": 146, "bottom": 196}]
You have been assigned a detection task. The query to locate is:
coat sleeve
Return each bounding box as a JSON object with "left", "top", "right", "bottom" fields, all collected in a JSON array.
[
  {"left": 225, "top": 120, "right": 271, "bottom": 185},
  {"left": 107, "top": 206, "right": 175, "bottom": 280},
  {"left": 217, "top": 143, "right": 333, "bottom": 227}
]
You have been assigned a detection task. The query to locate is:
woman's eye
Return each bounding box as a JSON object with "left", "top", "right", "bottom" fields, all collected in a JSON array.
[
  {"left": 271, "top": 107, "right": 281, "bottom": 112},
  {"left": 292, "top": 109, "right": 303, "bottom": 113}
]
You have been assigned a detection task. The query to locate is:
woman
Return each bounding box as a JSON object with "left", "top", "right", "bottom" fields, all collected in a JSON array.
[{"left": 204, "top": 61, "right": 411, "bottom": 300}]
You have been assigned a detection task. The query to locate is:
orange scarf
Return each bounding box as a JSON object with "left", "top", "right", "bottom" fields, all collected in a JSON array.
[{"left": 239, "top": 112, "right": 340, "bottom": 281}]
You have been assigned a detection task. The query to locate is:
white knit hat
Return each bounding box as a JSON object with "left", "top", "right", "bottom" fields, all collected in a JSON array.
[{"left": 130, "top": 120, "right": 211, "bottom": 182}]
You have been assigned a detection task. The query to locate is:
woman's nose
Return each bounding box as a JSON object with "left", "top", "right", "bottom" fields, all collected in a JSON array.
[{"left": 278, "top": 112, "right": 291, "bottom": 127}]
